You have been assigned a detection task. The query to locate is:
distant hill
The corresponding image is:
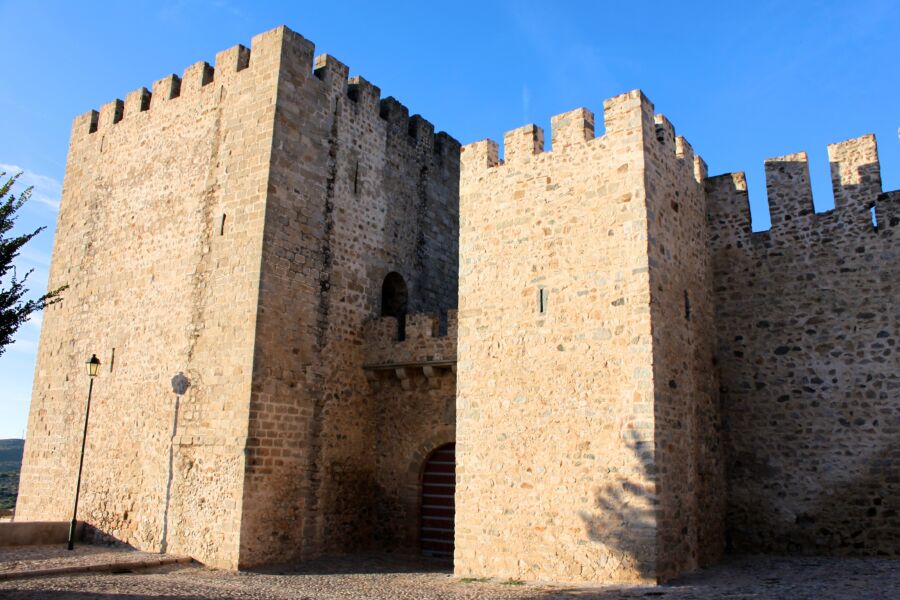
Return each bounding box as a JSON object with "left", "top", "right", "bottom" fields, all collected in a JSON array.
[{"left": 0, "top": 439, "right": 24, "bottom": 510}]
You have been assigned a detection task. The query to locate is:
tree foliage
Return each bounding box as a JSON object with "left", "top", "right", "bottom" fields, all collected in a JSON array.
[{"left": 0, "top": 171, "right": 66, "bottom": 357}]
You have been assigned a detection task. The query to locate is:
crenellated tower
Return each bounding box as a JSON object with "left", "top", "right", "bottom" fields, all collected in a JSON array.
[
  {"left": 456, "top": 90, "right": 724, "bottom": 584},
  {"left": 16, "top": 25, "right": 460, "bottom": 569}
]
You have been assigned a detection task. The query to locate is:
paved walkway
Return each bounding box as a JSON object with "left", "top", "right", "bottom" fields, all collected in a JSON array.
[
  {"left": 0, "top": 545, "right": 190, "bottom": 581},
  {"left": 0, "top": 552, "right": 897, "bottom": 598}
]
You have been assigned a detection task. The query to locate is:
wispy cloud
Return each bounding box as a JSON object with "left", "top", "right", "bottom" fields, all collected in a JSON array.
[
  {"left": 8, "top": 337, "right": 37, "bottom": 354},
  {"left": 0, "top": 163, "right": 62, "bottom": 210},
  {"left": 157, "top": 1, "right": 187, "bottom": 24},
  {"left": 504, "top": 2, "right": 624, "bottom": 107},
  {"left": 521, "top": 84, "right": 532, "bottom": 123},
  {"left": 159, "top": 0, "right": 242, "bottom": 24},
  {"left": 210, "top": 0, "right": 243, "bottom": 17},
  {"left": 19, "top": 247, "right": 52, "bottom": 267},
  {"left": 27, "top": 313, "right": 42, "bottom": 330}
]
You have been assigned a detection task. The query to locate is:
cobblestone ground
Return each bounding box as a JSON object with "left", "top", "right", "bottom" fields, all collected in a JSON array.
[
  {"left": 0, "top": 553, "right": 897, "bottom": 599},
  {"left": 0, "top": 545, "right": 179, "bottom": 576}
]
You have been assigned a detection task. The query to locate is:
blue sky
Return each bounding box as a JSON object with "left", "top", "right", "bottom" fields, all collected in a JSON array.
[{"left": 1, "top": 0, "right": 898, "bottom": 438}]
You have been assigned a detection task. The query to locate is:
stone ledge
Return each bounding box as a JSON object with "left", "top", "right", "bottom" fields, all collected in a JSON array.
[
  {"left": 0, "top": 521, "right": 83, "bottom": 547},
  {"left": 363, "top": 360, "right": 456, "bottom": 390}
]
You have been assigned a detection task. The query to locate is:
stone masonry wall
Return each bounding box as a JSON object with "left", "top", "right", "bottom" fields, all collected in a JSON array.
[
  {"left": 645, "top": 113, "right": 725, "bottom": 578},
  {"left": 707, "top": 133, "right": 899, "bottom": 556},
  {"left": 237, "top": 28, "right": 460, "bottom": 566},
  {"left": 363, "top": 312, "right": 457, "bottom": 552},
  {"left": 456, "top": 91, "right": 662, "bottom": 583},
  {"left": 16, "top": 32, "right": 287, "bottom": 568},
  {"left": 17, "top": 25, "right": 460, "bottom": 571},
  {"left": 363, "top": 311, "right": 457, "bottom": 368},
  {"left": 20, "top": 20, "right": 893, "bottom": 579}
]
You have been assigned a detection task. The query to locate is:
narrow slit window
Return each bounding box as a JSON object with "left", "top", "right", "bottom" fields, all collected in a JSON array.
[
  {"left": 109, "top": 348, "right": 115, "bottom": 372},
  {"left": 438, "top": 311, "right": 449, "bottom": 337},
  {"left": 870, "top": 206, "right": 878, "bottom": 230},
  {"left": 220, "top": 213, "right": 227, "bottom": 236},
  {"left": 353, "top": 160, "right": 360, "bottom": 195},
  {"left": 684, "top": 290, "right": 691, "bottom": 322},
  {"left": 538, "top": 288, "right": 548, "bottom": 314}
]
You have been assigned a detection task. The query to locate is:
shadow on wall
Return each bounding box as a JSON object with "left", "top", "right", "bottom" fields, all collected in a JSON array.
[
  {"left": 76, "top": 523, "right": 136, "bottom": 549},
  {"left": 722, "top": 162, "right": 898, "bottom": 555},
  {"left": 578, "top": 430, "right": 657, "bottom": 581},
  {"left": 714, "top": 150, "right": 898, "bottom": 557},
  {"left": 76, "top": 373, "right": 190, "bottom": 552},
  {"left": 371, "top": 481, "right": 405, "bottom": 550},
  {"left": 727, "top": 432, "right": 900, "bottom": 556},
  {"left": 160, "top": 372, "right": 190, "bottom": 554}
]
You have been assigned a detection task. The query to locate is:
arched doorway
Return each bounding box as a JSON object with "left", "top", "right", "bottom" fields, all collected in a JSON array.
[
  {"left": 381, "top": 271, "right": 408, "bottom": 317},
  {"left": 381, "top": 271, "right": 408, "bottom": 340},
  {"left": 420, "top": 442, "right": 455, "bottom": 558}
]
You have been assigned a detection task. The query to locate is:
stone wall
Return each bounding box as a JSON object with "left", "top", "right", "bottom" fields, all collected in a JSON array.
[
  {"left": 17, "top": 26, "right": 461, "bottom": 570},
  {"left": 16, "top": 32, "right": 286, "bottom": 568},
  {"left": 707, "top": 133, "right": 899, "bottom": 556},
  {"left": 459, "top": 91, "right": 665, "bottom": 584},
  {"left": 363, "top": 312, "right": 457, "bottom": 368},
  {"left": 234, "top": 30, "right": 459, "bottom": 566},
  {"left": 363, "top": 313, "right": 457, "bottom": 551},
  {"left": 645, "top": 113, "right": 725, "bottom": 578},
  {"left": 17, "top": 21, "right": 896, "bottom": 580},
  {"left": 456, "top": 90, "right": 728, "bottom": 583}
]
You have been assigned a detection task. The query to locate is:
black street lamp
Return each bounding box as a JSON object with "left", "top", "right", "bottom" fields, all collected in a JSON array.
[{"left": 68, "top": 354, "right": 100, "bottom": 551}]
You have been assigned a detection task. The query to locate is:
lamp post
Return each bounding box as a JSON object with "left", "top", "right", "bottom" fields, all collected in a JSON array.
[{"left": 68, "top": 354, "right": 100, "bottom": 551}]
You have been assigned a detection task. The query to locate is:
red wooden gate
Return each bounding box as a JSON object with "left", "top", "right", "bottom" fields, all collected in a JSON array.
[{"left": 420, "top": 442, "right": 455, "bottom": 558}]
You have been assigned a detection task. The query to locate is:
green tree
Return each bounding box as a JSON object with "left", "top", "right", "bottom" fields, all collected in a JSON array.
[{"left": 0, "top": 171, "right": 66, "bottom": 357}]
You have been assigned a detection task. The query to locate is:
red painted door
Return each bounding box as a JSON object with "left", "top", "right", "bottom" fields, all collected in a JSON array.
[{"left": 420, "top": 442, "right": 455, "bottom": 558}]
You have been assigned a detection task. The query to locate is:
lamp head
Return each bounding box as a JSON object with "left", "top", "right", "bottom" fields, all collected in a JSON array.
[{"left": 86, "top": 354, "right": 101, "bottom": 378}]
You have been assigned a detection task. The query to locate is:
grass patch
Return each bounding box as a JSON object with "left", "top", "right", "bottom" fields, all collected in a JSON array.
[
  {"left": 501, "top": 579, "right": 526, "bottom": 586},
  {"left": 460, "top": 577, "right": 492, "bottom": 583}
]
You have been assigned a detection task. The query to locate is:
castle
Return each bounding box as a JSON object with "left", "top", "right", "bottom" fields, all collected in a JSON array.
[{"left": 14, "top": 26, "right": 898, "bottom": 584}]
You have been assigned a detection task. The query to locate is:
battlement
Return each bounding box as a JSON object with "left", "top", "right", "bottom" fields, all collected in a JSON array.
[
  {"left": 652, "top": 113, "right": 708, "bottom": 184},
  {"left": 827, "top": 134, "right": 882, "bottom": 210},
  {"left": 308, "top": 52, "right": 455, "bottom": 155},
  {"left": 363, "top": 311, "right": 457, "bottom": 367},
  {"left": 705, "top": 172, "right": 752, "bottom": 250},
  {"left": 460, "top": 89, "right": 705, "bottom": 183},
  {"left": 707, "top": 133, "right": 897, "bottom": 247},
  {"left": 74, "top": 29, "right": 273, "bottom": 135},
  {"left": 72, "top": 26, "right": 458, "bottom": 157}
]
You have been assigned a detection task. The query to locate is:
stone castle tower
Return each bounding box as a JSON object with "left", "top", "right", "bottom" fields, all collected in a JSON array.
[
  {"left": 456, "top": 93, "right": 724, "bottom": 581},
  {"left": 15, "top": 26, "right": 460, "bottom": 570},
  {"left": 15, "top": 26, "right": 898, "bottom": 584}
]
